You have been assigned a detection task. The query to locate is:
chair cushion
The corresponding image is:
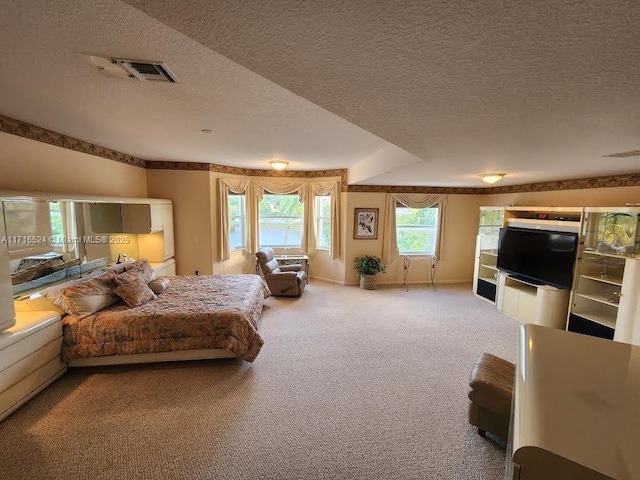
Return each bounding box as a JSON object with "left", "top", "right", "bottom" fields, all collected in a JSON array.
[
  {"left": 256, "top": 248, "right": 280, "bottom": 275},
  {"left": 468, "top": 352, "right": 515, "bottom": 413}
]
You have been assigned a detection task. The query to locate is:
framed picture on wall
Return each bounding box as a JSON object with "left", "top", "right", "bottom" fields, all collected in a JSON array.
[{"left": 354, "top": 208, "right": 379, "bottom": 240}]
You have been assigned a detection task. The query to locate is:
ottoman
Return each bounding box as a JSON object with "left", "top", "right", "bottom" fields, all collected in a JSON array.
[{"left": 468, "top": 352, "right": 515, "bottom": 440}]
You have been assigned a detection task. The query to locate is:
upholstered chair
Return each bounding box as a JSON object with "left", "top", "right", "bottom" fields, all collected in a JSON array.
[
  {"left": 256, "top": 247, "right": 307, "bottom": 297},
  {"left": 468, "top": 352, "right": 515, "bottom": 440}
]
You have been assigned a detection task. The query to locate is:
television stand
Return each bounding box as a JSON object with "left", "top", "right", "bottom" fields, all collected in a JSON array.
[
  {"left": 496, "top": 273, "right": 570, "bottom": 329},
  {"left": 508, "top": 274, "right": 545, "bottom": 286}
]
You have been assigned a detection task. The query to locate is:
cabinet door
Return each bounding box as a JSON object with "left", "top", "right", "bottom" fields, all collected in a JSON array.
[
  {"left": 517, "top": 293, "right": 537, "bottom": 324},
  {"left": 89, "top": 203, "right": 123, "bottom": 233},
  {"left": 162, "top": 204, "right": 174, "bottom": 259},
  {"left": 502, "top": 286, "right": 520, "bottom": 318},
  {"left": 150, "top": 204, "right": 164, "bottom": 232},
  {"left": 121, "top": 204, "right": 151, "bottom": 233}
]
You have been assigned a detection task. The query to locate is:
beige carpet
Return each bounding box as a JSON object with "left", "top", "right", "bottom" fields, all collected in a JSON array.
[{"left": 0, "top": 282, "right": 520, "bottom": 480}]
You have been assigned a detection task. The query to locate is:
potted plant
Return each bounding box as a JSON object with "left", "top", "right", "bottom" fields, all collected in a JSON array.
[{"left": 354, "top": 255, "right": 386, "bottom": 290}]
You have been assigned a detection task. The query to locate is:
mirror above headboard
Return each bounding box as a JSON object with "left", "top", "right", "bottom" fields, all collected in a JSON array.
[{"left": 0, "top": 192, "right": 173, "bottom": 301}]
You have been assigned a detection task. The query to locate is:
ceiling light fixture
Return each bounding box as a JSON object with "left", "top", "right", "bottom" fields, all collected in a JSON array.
[
  {"left": 269, "top": 160, "right": 289, "bottom": 171},
  {"left": 480, "top": 173, "right": 505, "bottom": 185}
]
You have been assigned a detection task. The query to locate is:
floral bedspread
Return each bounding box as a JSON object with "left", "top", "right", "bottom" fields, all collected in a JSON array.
[{"left": 62, "top": 275, "right": 269, "bottom": 362}]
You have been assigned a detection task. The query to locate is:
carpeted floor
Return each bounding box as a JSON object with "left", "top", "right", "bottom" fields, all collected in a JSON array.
[{"left": 0, "top": 282, "right": 520, "bottom": 480}]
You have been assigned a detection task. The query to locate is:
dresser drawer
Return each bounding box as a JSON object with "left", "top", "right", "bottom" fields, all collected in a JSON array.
[
  {"left": 0, "top": 357, "right": 66, "bottom": 421},
  {"left": 0, "top": 322, "right": 62, "bottom": 372},
  {"left": 0, "top": 337, "right": 63, "bottom": 392}
]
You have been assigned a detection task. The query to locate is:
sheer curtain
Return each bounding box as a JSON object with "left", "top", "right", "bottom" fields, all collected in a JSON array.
[{"left": 382, "top": 193, "right": 446, "bottom": 262}]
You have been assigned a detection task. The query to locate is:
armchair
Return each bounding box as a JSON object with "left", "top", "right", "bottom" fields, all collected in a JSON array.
[{"left": 256, "top": 248, "right": 307, "bottom": 297}]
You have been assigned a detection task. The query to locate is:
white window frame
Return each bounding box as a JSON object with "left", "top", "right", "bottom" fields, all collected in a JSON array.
[
  {"left": 228, "top": 193, "right": 246, "bottom": 251},
  {"left": 395, "top": 204, "right": 440, "bottom": 256},
  {"left": 315, "top": 195, "right": 331, "bottom": 250},
  {"left": 258, "top": 193, "right": 303, "bottom": 249}
]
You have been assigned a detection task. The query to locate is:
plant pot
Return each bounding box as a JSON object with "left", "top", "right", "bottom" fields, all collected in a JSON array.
[{"left": 360, "top": 274, "right": 377, "bottom": 290}]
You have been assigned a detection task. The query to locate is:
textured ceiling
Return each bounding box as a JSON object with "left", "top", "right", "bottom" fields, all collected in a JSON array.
[{"left": 1, "top": 0, "right": 639, "bottom": 186}]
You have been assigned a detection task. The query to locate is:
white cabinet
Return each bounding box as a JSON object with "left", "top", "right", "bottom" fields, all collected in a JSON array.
[
  {"left": 568, "top": 207, "right": 640, "bottom": 344},
  {"left": 122, "top": 203, "right": 164, "bottom": 233},
  {"left": 89, "top": 202, "right": 167, "bottom": 234},
  {"left": 472, "top": 207, "right": 504, "bottom": 303},
  {"left": 137, "top": 203, "right": 175, "bottom": 262},
  {"left": 87, "top": 200, "right": 175, "bottom": 264},
  {"left": 497, "top": 274, "right": 570, "bottom": 329},
  {"left": 0, "top": 310, "right": 66, "bottom": 422}
]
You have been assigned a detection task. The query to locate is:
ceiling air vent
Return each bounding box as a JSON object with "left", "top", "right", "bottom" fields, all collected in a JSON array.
[
  {"left": 603, "top": 150, "right": 640, "bottom": 158},
  {"left": 112, "top": 58, "right": 177, "bottom": 83}
]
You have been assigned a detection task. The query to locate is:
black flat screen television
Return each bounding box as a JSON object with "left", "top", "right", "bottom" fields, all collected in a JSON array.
[{"left": 496, "top": 227, "right": 578, "bottom": 289}]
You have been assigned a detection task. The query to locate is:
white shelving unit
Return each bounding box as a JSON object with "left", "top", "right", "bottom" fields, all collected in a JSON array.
[
  {"left": 474, "top": 207, "right": 583, "bottom": 329},
  {"left": 568, "top": 207, "right": 640, "bottom": 345},
  {"left": 472, "top": 207, "right": 504, "bottom": 303}
]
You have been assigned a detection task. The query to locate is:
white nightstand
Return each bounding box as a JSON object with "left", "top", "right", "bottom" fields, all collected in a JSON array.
[{"left": 0, "top": 310, "right": 66, "bottom": 422}]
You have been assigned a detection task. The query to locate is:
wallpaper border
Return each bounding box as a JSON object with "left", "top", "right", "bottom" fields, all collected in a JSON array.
[{"left": 3, "top": 114, "right": 639, "bottom": 195}]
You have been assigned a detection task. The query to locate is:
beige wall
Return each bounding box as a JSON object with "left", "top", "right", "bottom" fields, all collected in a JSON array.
[
  {"left": 146, "top": 169, "right": 214, "bottom": 276},
  {"left": 343, "top": 192, "right": 481, "bottom": 285},
  {"left": 0, "top": 132, "right": 147, "bottom": 197}
]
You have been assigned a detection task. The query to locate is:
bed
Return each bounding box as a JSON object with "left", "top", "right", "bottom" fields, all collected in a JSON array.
[{"left": 59, "top": 274, "right": 269, "bottom": 366}]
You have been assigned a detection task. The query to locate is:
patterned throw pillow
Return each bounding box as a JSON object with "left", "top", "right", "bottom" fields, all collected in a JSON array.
[
  {"left": 113, "top": 277, "right": 157, "bottom": 307},
  {"left": 59, "top": 270, "right": 120, "bottom": 317},
  {"left": 114, "top": 268, "right": 146, "bottom": 286},
  {"left": 122, "top": 258, "right": 155, "bottom": 284}
]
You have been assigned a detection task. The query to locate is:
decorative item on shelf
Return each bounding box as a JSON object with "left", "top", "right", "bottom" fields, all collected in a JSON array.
[
  {"left": 354, "top": 255, "right": 386, "bottom": 290},
  {"left": 480, "top": 173, "right": 505, "bottom": 185},
  {"left": 353, "top": 208, "right": 379, "bottom": 239},
  {"left": 609, "top": 292, "right": 621, "bottom": 304},
  {"left": 596, "top": 213, "right": 638, "bottom": 256}
]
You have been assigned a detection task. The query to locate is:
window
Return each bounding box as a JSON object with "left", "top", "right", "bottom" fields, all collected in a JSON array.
[
  {"left": 50, "top": 201, "right": 78, "bottom": 255},
  {"left": 396, "top": 205, "right": 439, "bottom": 255},
  {"left": 49, "top": 202, "right": 63, "bottom": 247},
  {"left": 315, "top": 195, "right": 331, "bottom": 250},
  {"left": 259, "top": 194, "right": 303, "bottom": 248},
  {"left": 228, "top": 194, "right": 246, "bottom": 250}
]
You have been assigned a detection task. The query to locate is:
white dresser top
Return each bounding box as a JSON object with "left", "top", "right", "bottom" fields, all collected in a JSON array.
[
  {"left": 0, "top": 311, "right": 61, "bottom": 351},
  {"left": 513, "top": 324, "right": 640, "bottom": 479}
]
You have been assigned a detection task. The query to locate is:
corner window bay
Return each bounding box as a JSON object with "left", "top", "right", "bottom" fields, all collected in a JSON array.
[{"left": 259, "top": 194, "right": 303, "bottom": 248}]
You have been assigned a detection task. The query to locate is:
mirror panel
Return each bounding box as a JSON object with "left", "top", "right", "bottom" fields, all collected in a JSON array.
[{"left": 2, "top": 199, "right": 141, "bottom": 294}]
